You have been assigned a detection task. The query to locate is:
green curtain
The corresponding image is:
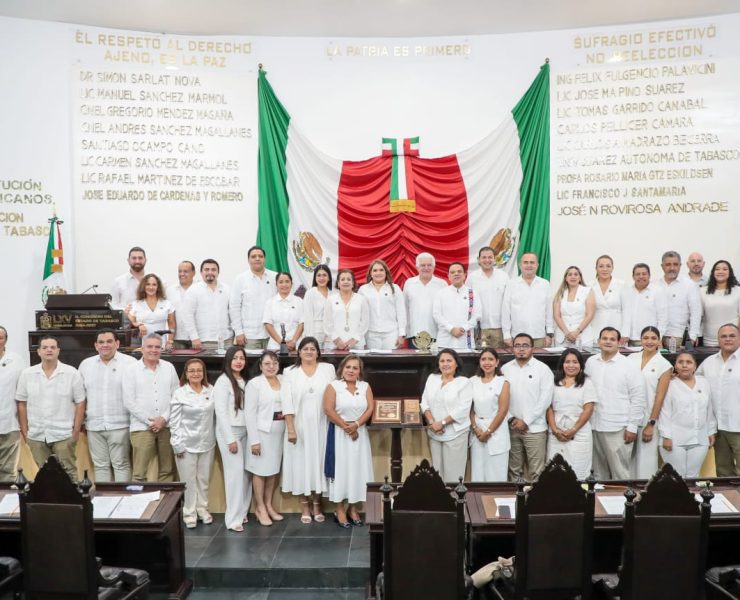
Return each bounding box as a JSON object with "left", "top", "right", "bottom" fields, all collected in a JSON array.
[
  {"left": 512, "top": 62, "right": 551, "bottom": 280},
  {"left": 256, "top": 69, "right": 291, "bottom": 272}
]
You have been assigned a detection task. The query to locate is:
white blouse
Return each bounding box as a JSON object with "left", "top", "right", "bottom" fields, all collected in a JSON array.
[
  {"left": 245, "top": 374, "right": 292, "bottom": 441},
  {"left": 550, "top": 379, "right": 598, "bottom": 431},
  {"left": 701, "top": 288, "right": 740, "bottom": 346},
  {"left": 358, "top": 282, "right": 407, "bottom": 336},
  {"left": 129, "top": 299, "right": 174, "bottom": 336},
  {"left": 659, "top": 376, "right": 717, "bottom": 446},
  {"left": 302, "top": 287, "right": 331, "bottom": 341},
  {"left": 169, "top": 384, "right": 215, "bottom": 454},
  {"left": 262, "top": 293, "right": 304, "bottom": 349},
  {"left": 470, "top": 375, "right": 510, "bottom": 454},
  {"left": 589, "top": 278, "right": 625, "bottom": 336},
  {"left": 213, "top": 375, "right": 246, "bottom": 444},
  {"left": 627, "top": 351, "right": 672, "bottom": 425},
  {"left": 421, "top": 374, "right": 472, "bottom": 441},
  {"left": 323, "top": 292, "right": 370, "bottom": 348}
]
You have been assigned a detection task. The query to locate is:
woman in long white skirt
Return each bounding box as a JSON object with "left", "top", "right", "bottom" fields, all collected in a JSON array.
[
  {"left": 212, "top": 346, "right": 252, "bottom": 532},
  {"left": 282, "top": 336, "right": 335, "bottom": 523},
  {"left": 469, "top": 349, "right": 510, "bottom": 481},
  {"left": 546, "top": 349, "right": 597, "bottom": 479},
  {"left": 245, "top": 350, "right": 293, "bottom": 526},
  {"left": 302, "top": 265, "right": 333, "bottom": 349},
  {"left": 659, "top": 352, "right": 717, "bottom": 477},
  {"left": 323, "top": 354, "right": 375, "bottom": 528},
  {"left": 170, "top": 358, "right": 215, "bottom": 529},
  {"left": 627, "top": 326, "right": 672, "bottom": 479}
]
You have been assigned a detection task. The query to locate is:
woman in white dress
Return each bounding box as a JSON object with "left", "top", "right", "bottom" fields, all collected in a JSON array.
[
  {"left": 422, "top": 349, "right": 472, "bottom": 482},
  {"left": 212, "top": 346, "right": 252, "bottom": 532},
  {"left": 701, "top": 260, "right": 740, "bottom": 347},
  {"left": 589, "top": 255, "right": 625, "bottom": 341},
  {"left": 323, "top": 354, "right": 374, "bottom": 528},
  {"left": 546, "top": 349, "right": 597, "bottom": 479},
  {"left": 659, "top": 352, "right": 717, "bottom": 477},
  {"left": 282, "top": 336, "right": 335, "bottom": 523},
  {"left": 627, "top": 326, "right": 673, "bottom": 479},
  {"left": 263, "top": 272, "right": 304, "bottom": 351},
  {"left": 358, "top": 259, "right": 406, "bottom": 350},
  {"left": 127, "top": 273, "right": 176, "bottom": 349},
  {"left": 469, "top": 349, "right": 510, "bottom": 481},
  {"left": 245, "top": 350, "right": 293, "bottom": 526},
  {"left": 324, "top": 269, "right": 370, "bottom": 350},
  {"left": 553, "top": 266, "right": 596, "bottom": 349},
  {"left": 302, "top": 265, "right": 333, "bottom": 348},
  {"left": 169, "top": 358, "right": 215, "bottom": 528}
]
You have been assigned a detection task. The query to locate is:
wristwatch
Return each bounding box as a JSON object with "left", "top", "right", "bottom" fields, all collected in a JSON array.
[{"left": 647, "top": 419, "right": 657, "bottom": 426}]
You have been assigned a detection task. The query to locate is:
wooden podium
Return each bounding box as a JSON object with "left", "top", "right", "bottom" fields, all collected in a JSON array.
[{"left": 28, "top": 294, "right": 132, "bottom": 366}]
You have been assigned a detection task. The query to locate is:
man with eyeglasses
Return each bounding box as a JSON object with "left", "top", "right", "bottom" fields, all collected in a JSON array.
[
  {"left": 79, "top": 328, "right": 136, "bottom": 482},
  {"left": 585, "top": 327, "right": 647, "bottom": 480},
  {"left": 697, "top": 324, "right": 740, "bottom": 476},
  {"left": 123, "top": 333, "right": 179, "bottom": 482},
  {"left": 501, "top": 333, "right": 554, "bottom": 480}
]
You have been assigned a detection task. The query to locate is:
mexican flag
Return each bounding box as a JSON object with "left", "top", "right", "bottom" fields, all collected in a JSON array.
[
  {"left": 256, "top": 64, "right": 550, "bottom": 289},
  {"left": 41, "top": 214, "right": 67, "bottom": 303}
]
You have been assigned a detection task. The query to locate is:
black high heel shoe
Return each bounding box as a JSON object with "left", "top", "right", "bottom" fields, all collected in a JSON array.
[
  {"left": 348, "top": 511, "right": 364, "bottom": 527},
  {"left": 333, "top": 513, "right": 351, "bottom": 529}
]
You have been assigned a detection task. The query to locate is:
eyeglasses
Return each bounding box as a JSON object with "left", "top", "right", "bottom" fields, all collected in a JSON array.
[{"left": 513, "top": 344, "right": 532, "bottom": 349}]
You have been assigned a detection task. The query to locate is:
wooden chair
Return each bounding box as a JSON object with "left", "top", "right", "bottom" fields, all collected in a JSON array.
[
  {"left": 18, "top": 455, "right": 150, "bottom": 600},
  {"left": 593, "top": 462, "right": 713, "bottom": 600},
  {"left": 376, "top": 459, "right": 473, "bottom": 600},
  {"left": 490, "top": 453, "right": 596, "bottom": 600}
]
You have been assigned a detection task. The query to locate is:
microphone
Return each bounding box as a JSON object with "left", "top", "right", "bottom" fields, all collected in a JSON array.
[{"left": 80, "top": 284, "right": 99, "bottom": 294}]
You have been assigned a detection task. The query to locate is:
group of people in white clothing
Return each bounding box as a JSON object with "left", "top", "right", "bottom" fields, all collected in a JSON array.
[{"left": 421, "top": 322, "right": 738, "bottom": 484}]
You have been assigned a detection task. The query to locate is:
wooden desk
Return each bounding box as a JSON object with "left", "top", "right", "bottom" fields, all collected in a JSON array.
[
  {"left": 365, "top": 477, "right": 740, "bottom": 600},
  {"left": 0, "top": 482, "right": 192, "bottom": 599}
]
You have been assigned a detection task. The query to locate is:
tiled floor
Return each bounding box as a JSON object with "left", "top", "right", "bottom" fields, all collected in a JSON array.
[{"left": 184, "top": 512, "right": 370, "bottom": 591}]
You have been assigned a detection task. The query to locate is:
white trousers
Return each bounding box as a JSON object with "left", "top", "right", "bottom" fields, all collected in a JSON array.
[
  {"left": 632, "top": 426, "right": 659, "bottom": 480},
  {"left": 216, "top": 425, "right": 253, "bottom": 530},
  {"left": 659, "top": 444, "right": 708, "bottom": 478},
  {"left": 87, "top": 428, "right": 132, "bottom": 482},
  {"left": 429, "top": 433, "right": 469, "bottom": 482},
  {"left": 593, "top": 430, "right": 635, "bottom": 481},
  {"left": 470, "top": 450, "right": 508, "bottom": 482},
  {"left": 175, "top": 448, "right": 215, "bottom": 519},
  {"left": 366, "top": 331, "right": 398, "bottom": 350}
]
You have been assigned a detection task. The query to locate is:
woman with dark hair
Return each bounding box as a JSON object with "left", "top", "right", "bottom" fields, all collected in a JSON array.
[
  {"left": 282, "top": 336, "right": 335, "bottom": 523},
  {"left": 245, "top": 350, "right": 293, "bottom": 526},
  {"left": 263, "top": 272, "right": 304, "bottom": 351},
  {"left": 627, "top": 326, "right": 672, "bottom": 478},
  {"left": 127, "top": 273, "right": 176, "bottom": 348},
  {"left": 324, "top": 354, "right": 374, "bottom": 528},
  {"left": 421, "top": 348, "right": 472, "bottom": 481},
  {"left": 701, "top": 260, "right": 740, "bottom": 347},
  {"left": 659, "top": 352, "right": 716, "bottom": 477},
  {"left": 170, "top": 358, "right": 214, "bottom": 528},
  {"left": 324, "top": 269, "right": 370, "bottom": 350},
  {"left": 358, "top": 259, "right": 406, "bottom": 350},
  {"left": 213, "top": 346, "right": 252, "bottom": 532},
  {"left": 469, "top": 349, "right": 510, "bottom": 481},
  {"left": 302, "top": 265, "right": 333, "bottom": 348},
  {"left": 546, "top": 348, "right": 597, "bottom": 478}
]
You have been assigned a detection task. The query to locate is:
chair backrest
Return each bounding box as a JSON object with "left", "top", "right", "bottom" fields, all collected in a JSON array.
[
  {"left": 618, "top": 462, "right": 712, "bottom": 600},
  {"left": 381, "top": 459, "right": 467, "bottom": 600},
  {"left": 19, "top": 456, "right": 99, "bottom": 600},
  {"left": 514, "top": 453, "right": 596, "bottom": 600}
]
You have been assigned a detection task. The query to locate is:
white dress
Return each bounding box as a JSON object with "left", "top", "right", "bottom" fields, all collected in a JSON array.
[
  {"left": 302, "top": 287, "right": 331, "bottom": 345},
  {"left": 129, "top": 299, "right": 174, "bottom": 342},
  {"left": 701, "top": 287, "right": 740, "bottom": 346},
  {"left": 555, "top": 285, "right": 594, "bottom": 348},
  {"left": 323, "top": 292, "right": 370, "bottom": 349},
  {"left": 245, "top": 375, "right": 290, "bottom": 476},
  {"left": 281, "top": 362, "right": 335, "bottom": 495},
  {"left": 262, "top": 294, "right": 304, "bottom": 350},
  {"left": 327, "top": 380, "right": 374, "bottom": 504},
  {"left": 627, "top": 351, "right": 673, "bottom": 479},
  {"left": 589, "top": 279, "right": 624, "bottom": 337},
  {"left": 469, "top": 376, "right": 510, "bottom": 481},
  {"left": 546, "top": 379, "right": 597, "bottom": 479}
]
